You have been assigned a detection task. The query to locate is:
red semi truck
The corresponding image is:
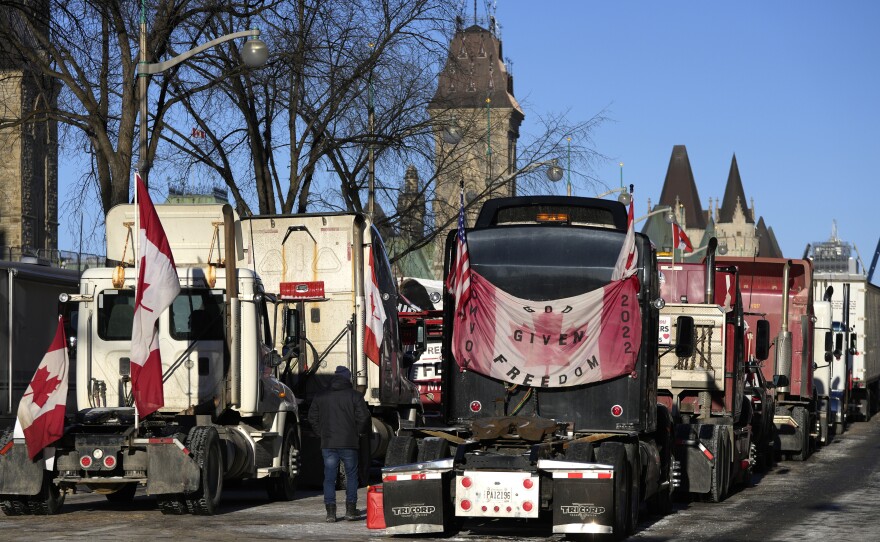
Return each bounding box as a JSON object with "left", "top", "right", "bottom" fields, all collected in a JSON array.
[
  {"left": 657, "top": 240, "right": 769, "bottom": 502},
  {"left": 718, "top": 257, "right": 817, "bottom": 461}
]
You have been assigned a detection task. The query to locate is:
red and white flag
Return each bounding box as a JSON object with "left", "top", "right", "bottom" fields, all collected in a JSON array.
[
  {"left": 364, "top": 247, "right": 387, "bottom": 364},
  {"left": 131, "top": 173, "right": 180, "bottom": 417},
  {"left": 611, "top": 200, "right": 638, "bottom": 280},
  {"left": 17, "top": 318, "right": 68, "bottom": 460},
  {"left": 446, "top": 186, "right": 472, "bottom": 312},
  {"left": 452, "top": 271, "right": 641, "bottom": 387},
  {"left": 673, "top": 222, "right": 694, "bottom": 253}
]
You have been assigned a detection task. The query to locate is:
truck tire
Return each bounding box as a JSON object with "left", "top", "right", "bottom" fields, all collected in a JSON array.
[
  {"left": 0, "top": 429, "right": 29, "bottom": 516},
  {"left": 105, "top": 483, "right": 138, "bottom": 503},
  {"left": 266, "top": 424, "right": 299, "bottom": 501},
  {"left": 416, "top": 437, "right": 450, "bottom": 462},
  {"left": 791, "top": 407, "right": 810, "bottom": 461},
  {"left": 27, "top": 470, "right": 65, "bottom": 515},
  {"left": 595, "top": 442, "right": 628, "bottom": 537},
  {"left": 384, "top": 435, "right": 417, "bottom": 467},
  {"left": 565, "top": 441, "right": 594, "bottom": 463},
  {"left": 185, "top": 426, "right": 224, "bottom": 515},
  {"left": 624, "top": 442, "right": 641, "bottom": 534},
  {"left": 708, "top": 427, "right": 728, "bottom": 503},
  {"left": 157, "top": 495, "right": 187, "bottom": 515}
]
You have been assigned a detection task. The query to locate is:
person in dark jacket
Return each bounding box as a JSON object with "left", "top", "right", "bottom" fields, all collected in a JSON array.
[{"left": 308, "top": 365, "right": 371, "bottom": 522}]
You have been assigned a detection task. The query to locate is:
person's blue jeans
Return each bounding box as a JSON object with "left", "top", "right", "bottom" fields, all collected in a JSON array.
[{"left": 322, "top": 448, "right": 359, "bottom": 505}]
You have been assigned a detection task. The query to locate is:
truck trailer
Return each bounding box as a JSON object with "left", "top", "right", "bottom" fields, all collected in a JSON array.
[
  {"left": 718, "top": 257, "right": 817, "bottom": 461},
  {"left": 380, "top": 196, "right": 674, "bottom": 537},
  {"left": 0, "top": 204, "right": 300, "bottom": 515},
  {"left": 0, "top": 262, "right": 79, "bottom": 429}
]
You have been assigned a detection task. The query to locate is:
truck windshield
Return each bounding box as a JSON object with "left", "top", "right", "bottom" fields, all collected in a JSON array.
[
  {"left": 169, "top": 289, "right": 226, "bottom": 341},
  {"left": 97, "top": 289, "right": 136, "bottom": 341}
]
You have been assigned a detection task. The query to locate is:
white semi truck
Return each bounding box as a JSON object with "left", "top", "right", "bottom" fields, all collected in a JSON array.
[
  {"left": 0, "top": 204, "right": 300, "bottom": 515},
  {"left": 810, "top": 233, "right": 880, "bottom": 427},
  {"left": 237, "top": 213, "right": 421, "bottom": 485}
]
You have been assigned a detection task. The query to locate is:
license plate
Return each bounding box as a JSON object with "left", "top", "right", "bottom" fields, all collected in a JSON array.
[{"left": 485, "top": 489, "right": 511, "bottom": 501}]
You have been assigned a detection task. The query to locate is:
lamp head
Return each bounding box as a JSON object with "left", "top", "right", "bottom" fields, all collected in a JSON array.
[
  {"left": 442, "top": 123, "right": 462, "bottom": 144},
  {"left": 617, "top": 190, "right": 632, "bottom": 206},
  {"left": 664, "top": 210, "right": 675, "bottom": 224},
  {"left": 242, "top": 31, "right": 269, "bottom": 68},
  {"left": 546, "top": 160, "right": 564, "bottom": 182},
  {"left": 718, "top": 240, "right": 729, "bottom": 255}
]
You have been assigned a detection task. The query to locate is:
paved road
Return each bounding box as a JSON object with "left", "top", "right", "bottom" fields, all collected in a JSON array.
[{"left": 3, "top": 417, "right": 880, "bottom": 541}]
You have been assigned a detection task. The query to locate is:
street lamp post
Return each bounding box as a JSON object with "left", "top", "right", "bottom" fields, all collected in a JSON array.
[{"left": 136, "top": 7, "right": 268, "bottom": 187}]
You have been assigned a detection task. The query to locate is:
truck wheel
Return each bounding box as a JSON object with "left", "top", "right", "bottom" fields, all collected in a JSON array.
[
  {"left": 157, "top": 495, "right": 187, "bottom": 515},
  {"left": 105, "top": 483, "right": 138, "bottom": 503},
  {"left": 624, "top": 442, "right": 641, "bottom": 534},
  {"left": 708, "top": 428, "right": 728, "bottom": 503},
  {"left": 28, "top": 470, "right": 65, "bottom": 515},
  {"left": 416, "top": 437, "right": 450, "bottom": 462},
  {"left": 565, "top": 441, "right": 594, "bottom": 463},
  {"left": 791, "top": 407, "right": 810, "bottom": 461},
  {"left": 0, "top": 498, "right": 30, "bottom": 516},
  {"left": 185, "top": 426, "right": 224, "bottom": 515},
  {"left": 267, "top": 424, "right": 299, "bottom": 501},
  {"left": 384, "top": 435, "right": 417, "bottom": 467},
  {"left": 596, "top": 442, "right": 628, "bottom": 537}
]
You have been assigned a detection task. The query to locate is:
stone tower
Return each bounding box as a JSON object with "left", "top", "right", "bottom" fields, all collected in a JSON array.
[
  {"left": 428, "top": 19, "right": 524, "bottom": 277},
  {"left": 0, "top": 6, "right": 58, "bottom": 258}
]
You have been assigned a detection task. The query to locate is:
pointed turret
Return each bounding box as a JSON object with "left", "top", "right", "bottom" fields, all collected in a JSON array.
[
  {"left": 719, "top": 154, "right": 753, "bottom": 224},
  {"left": 656, "top": 145, "right": 707, "bottom": 230}
]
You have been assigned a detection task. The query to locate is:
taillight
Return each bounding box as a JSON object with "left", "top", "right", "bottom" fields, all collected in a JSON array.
[
  {"left": 80, "top": 456, "right": 92, "bottom": 468},
  {"left": 460, "top": 499, "right": 472, "bottom": 511},
  {"left": 523, "top": 478, "right": 534, "bottom": 489},
  {"left": 461, "top": 476, "right": 472, "bottom": 488},
  {"left": 103, "top": 455, "right": 117, "bottom": 469},
  {"left": 522, "top": 501, "right": 533, "bottom": 512}
]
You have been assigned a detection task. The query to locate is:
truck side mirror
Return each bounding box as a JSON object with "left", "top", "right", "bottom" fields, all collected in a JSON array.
[
  {"left": 834, "top": 333, "right": 843, "bottom": 359},
  {"left": 675, "top": 316, "right": 695, "bottom": 358},
  {"left": 416, "top": 320, "right": 428, "bottom": 354},
  {"left": 850, "top": 333, "right": 858, "bottom": 354},
  {"left": 824, "top": 331, "right": 833, "bottom": 354},
  {"left": 755, "top": 319, "right": 771, "bottom": 361}
]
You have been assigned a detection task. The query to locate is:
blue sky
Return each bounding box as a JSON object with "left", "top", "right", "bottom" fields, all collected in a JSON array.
[
  {"left": 58, "top": 1, "right": 879, "bottom": 273},
  {"left": 494, "top": 1, "right": 880, "bottom": 270}
]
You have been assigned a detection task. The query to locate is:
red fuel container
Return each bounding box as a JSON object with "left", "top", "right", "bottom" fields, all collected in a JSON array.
[{"left": 366, "top": 485, "right": 386, "bottom": 529}]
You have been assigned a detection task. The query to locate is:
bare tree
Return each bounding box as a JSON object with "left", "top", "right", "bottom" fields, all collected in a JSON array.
[{"left": 0, "top": 0, "right": 270, "bottom": 219}]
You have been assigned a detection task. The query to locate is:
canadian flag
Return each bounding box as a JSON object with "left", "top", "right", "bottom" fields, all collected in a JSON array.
[
  {"left": 611, "top": 200, "right": 638, "bottom": 280},
  {"left": 131, "top": 173, "right": 180, "bottom": 417},
  {"left": 17, "top": 318, "right": 68, "bottom": 460},
  {"left": 364, "top": 247, "right": 386, "bottom": 365},
  {"left": 673, "top": 222, "right": 694, "bottom": 253}
]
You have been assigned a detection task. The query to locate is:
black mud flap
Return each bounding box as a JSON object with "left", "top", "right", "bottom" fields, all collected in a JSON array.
[
  {"left": 552, "top": 476, "right": 615, "bottom": 535},
  {"left": 382, "top": 475, "right": 448, "bottom": 535},
  {"left": 146, "top": 443, "right": 201, "bottom": 495},
  {"left": 0, "top": 440, "right": 45, "bottom": 496},
  {"left": 673, "top": 424, "right": 714, "bottom": 494},
  {"left": 774, "top": 411, "right": 804, "bottom": 453}
]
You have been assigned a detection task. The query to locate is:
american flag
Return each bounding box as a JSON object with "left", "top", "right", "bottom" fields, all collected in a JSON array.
[{"left": 446, "top": 186, "right": 472, "bottom": 310}]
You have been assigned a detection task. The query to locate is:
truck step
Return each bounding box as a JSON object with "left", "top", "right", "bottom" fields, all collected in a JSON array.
[
  {"left": 249, "top": 431, "right": 280, "bottom": 439},
  {"left": 257, "top": 467, "right": 283, "bottom": 476}
]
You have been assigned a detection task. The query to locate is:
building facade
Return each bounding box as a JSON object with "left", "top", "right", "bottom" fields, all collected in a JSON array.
[
  {"left": 642, "top": 145, "right": 782, "bottom": 260},
  {"left": 427, "top": 20, "right": 523, "bottom": 277}
]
